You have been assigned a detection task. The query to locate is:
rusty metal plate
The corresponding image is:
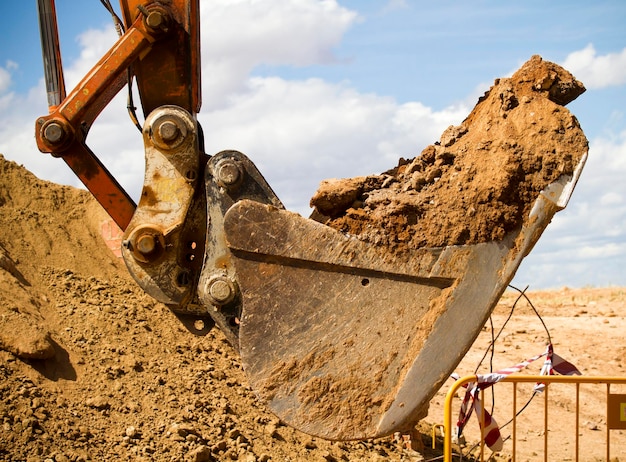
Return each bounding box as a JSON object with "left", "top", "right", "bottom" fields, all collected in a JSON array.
[{"left": 224, "top": 201, "right": 500, "bottom": 439}]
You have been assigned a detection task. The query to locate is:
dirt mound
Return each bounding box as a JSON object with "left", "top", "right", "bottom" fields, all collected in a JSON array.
[
  {"left": 311, "top": 56, "right": 588, "bottom": 252},
  {"left": 0, "top": 153, "right": 431, "bottom": 461}
]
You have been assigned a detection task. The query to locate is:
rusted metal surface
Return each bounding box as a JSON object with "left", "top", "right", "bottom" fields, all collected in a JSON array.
[
  {"left": 121, "top": 105, "right": 206, "bottom": 309},
  {"left": 42, "top": 140, "right": 137, "bottom": 230},
  {"left": 35, "top": 0, "right": 200, "bottom": 230},
  {"left": 120, "top": 0, "right": 201, "bottom": 115},
  {"left": 223, "top": 155, "right": 585, "bottom": 440},
  {"left": 35, "top": 11, "right": 157, "bottom": 152}
]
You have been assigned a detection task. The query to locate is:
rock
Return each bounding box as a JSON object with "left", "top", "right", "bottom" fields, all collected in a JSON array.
[
  {"left": 85, "top": 396, "right": 111, "bottom": 410},
  {"left": 0, "top": 308, "right": 55, "bottom": 359},
  {"left": 187, "top": 445, "right": 212, "bottom": 462},
  {"left": 0, "top": 260, "right": 56, "bottom": 360},
  {"left": 265, "top": 422, "right": 278, "bottom": 438},
  {"left": 310, "top": 177, "right": 368, "bottom": 217}
]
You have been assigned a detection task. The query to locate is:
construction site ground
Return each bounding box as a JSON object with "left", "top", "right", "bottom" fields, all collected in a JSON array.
[{"left": 1, "top": 154, "right": 624, "bottom": 462}]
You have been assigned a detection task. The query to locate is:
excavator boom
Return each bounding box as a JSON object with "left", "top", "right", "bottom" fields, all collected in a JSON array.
[{"left": 35, "top": 0, "right": 587, "bottom": 441}]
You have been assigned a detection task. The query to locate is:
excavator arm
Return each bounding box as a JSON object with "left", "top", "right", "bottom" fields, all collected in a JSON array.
[{"left": 35, "top": 0, "right": 587, "bottom": 441}]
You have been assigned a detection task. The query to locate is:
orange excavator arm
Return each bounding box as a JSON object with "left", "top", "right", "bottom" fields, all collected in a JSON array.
[{"left": 35, "top": 0, "right": 200, "bottom": 230}]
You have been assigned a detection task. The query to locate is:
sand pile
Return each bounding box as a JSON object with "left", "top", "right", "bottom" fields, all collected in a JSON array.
[{"left": 0, "top": 154, "right": 431, "bottom": 461}]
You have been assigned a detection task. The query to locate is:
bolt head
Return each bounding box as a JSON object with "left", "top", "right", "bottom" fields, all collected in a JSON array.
[
  {"left": 216, "top": 160, "right": 243, "bottom": 187},
  {"left": 158, "top": 120, "right": 180, "bottom": 142},
  {"left": 43, "top": 122, "right": 66, "bottom": 144},
  {"left": 135, "top": 234, "right": 157, "bottom": 255},
  {"left": 205, "top": 275, "right": 236, "bottom": 305},
  {"left": 150, "top": 114, "right": 187, "bottom": 150},
  {"left": 146, "top": 11, "right": 165, "bottom": 29},
  {"left": 126, "top": 226, "right": 165, "bottom": 264},
  {"left": 210, "top": 280, "right": 232, "bottom": 302}
]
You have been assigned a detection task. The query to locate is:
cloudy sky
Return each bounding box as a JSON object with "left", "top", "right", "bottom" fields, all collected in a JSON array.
[{"left": 0, "top": 0, "right": 625, "bottom": 290}]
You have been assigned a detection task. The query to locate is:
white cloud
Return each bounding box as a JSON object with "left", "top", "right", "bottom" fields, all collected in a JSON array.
[
  {"left": 65, "top": 27, "right": 120, "bottom": 89},
  {"left": 600, "top": 191, "right": 622, "bottom": 206},
  {"left": 203, "top": 0, "right": 355, "bottom": 66},
  {"left": 199, "top": 76, "right": 466, "bottom": 212},
  {"left": 192, "top": 0, "right": 467, "bottom": 213},
  {"left": 562, "top": 44, "right": 626, "bottom": 89},
  {"left": 0, "top": 65, "right": 12, "bottom": 94},
  {"left": 200, "top": 0, "right": 358, "bottom": 109}
]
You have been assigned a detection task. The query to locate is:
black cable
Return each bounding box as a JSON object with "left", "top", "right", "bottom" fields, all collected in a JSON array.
[
  {"left": 99, "top": 0, "right": 124, "bottom": 35},
  {"left": 126, "top": 70, "right": 143, "bottom": 132},
  {"left": 458, "top": 285, "right": 553, "bottom": 460},
  {"left": 513, "top": 286, "right": 552, "bottom": 345},
  {"left": 474, "top": 286, "right": 529, "bottom": 373},
  {"left": 98, "top": 0, "right": 143, "bottom": 132}
]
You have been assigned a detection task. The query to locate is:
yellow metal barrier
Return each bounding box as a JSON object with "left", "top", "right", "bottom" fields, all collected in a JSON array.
[{"left": 443, "top": 375, "right": 626, "bottom": 462}]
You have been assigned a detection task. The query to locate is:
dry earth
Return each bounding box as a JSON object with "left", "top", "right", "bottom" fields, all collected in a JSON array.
[
  {"left": 310, "top": 56, "right": 588, "bottom": 255},
  {"left": 1, "top": 158, "right": 625, "bottom": 462}
]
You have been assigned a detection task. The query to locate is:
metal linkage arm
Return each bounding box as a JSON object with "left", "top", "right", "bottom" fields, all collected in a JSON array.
[{"left": 35, "top": 0, "right": 198, "bottom": 230}]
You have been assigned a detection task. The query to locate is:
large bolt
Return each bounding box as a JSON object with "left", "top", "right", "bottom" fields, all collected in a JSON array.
[
  {"left": 204, "top": 274, "right": 237, "bottom": 306},
  {"left": 158, "top": 120, "right": 179, "bottom": 142},
  {"left": 138, "top": 5, "right": 168, "bottom": 33},
  {"left": 151, "top": 115, "right": 187, "bottom": 150},
  {"left": 146, "top": 10, "right": 165, "bottom": 29},
  {"left": 216, "top": 160, "right": 243, "bottom": 188},
  {"left": 135, "top": 233, "right": 157, "bottom": 256},
  {"left": 42, "top": 121, "right": 66, "bottom": 145},
  {"left": 127, "top": 226, "right": 164, "bottom": 263}
]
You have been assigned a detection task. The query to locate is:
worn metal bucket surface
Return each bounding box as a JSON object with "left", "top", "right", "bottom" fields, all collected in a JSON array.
[{"left": 225, "top": 154, "right": 586, "bottom": 441}]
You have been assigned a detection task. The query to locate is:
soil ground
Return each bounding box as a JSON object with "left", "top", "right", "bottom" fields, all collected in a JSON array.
[{"left": 1, "top": 156, "right": 624, "bottom": 462}]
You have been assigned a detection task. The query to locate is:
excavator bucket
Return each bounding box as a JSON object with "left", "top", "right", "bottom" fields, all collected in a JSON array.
[
  {"left": 223, "top": 156, "right": 585, "bottom": 440},
  {"left": 35, "top": 0, "right": 589, "bottom": 443},
  {"left": 214, "top": 56, "right": 589, "bottom": 440}
]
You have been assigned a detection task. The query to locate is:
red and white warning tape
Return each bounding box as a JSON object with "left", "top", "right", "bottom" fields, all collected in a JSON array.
[{"left": 453, "top": 343, "right": 580, "bottom": 452}]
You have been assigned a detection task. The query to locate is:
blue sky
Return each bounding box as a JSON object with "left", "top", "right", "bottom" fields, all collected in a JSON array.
[{"left": 1, "top": 0, "right": 625, "bottom": 290}]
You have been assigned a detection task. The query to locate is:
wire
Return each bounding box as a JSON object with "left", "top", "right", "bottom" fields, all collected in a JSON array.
[
  {"left": 458, "top": 285, "right": 553, "bottom": 460},
  {"left": 126, "top": 71, "right": 143, "bottom": 132},
  {"left": 471, "top": 287, "right": 528, "bottom": 422},
  {"left": 512, "top": 285, "right": 552, "bottom": 346},
  {"left": 474, "top": 285, "right": 530, "bottom": 373},
  {"left": 98, "top": 0, "right": 143, "bottom": 132},
  {"left": 99, "top": 0, "right": 125, "bottom": 36}
]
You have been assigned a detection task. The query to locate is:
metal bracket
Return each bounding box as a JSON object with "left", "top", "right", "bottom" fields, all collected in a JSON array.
[
  {"left": 122, "top": 106, "right": 207, "bottom": 312},
  {"left": 197, "top": 150, "right": 283, "bottom": 349}
]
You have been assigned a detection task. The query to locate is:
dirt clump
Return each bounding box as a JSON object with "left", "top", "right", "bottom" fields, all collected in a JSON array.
[{"left": 311, "top": 55, "right": 588, "bottom": 253}]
